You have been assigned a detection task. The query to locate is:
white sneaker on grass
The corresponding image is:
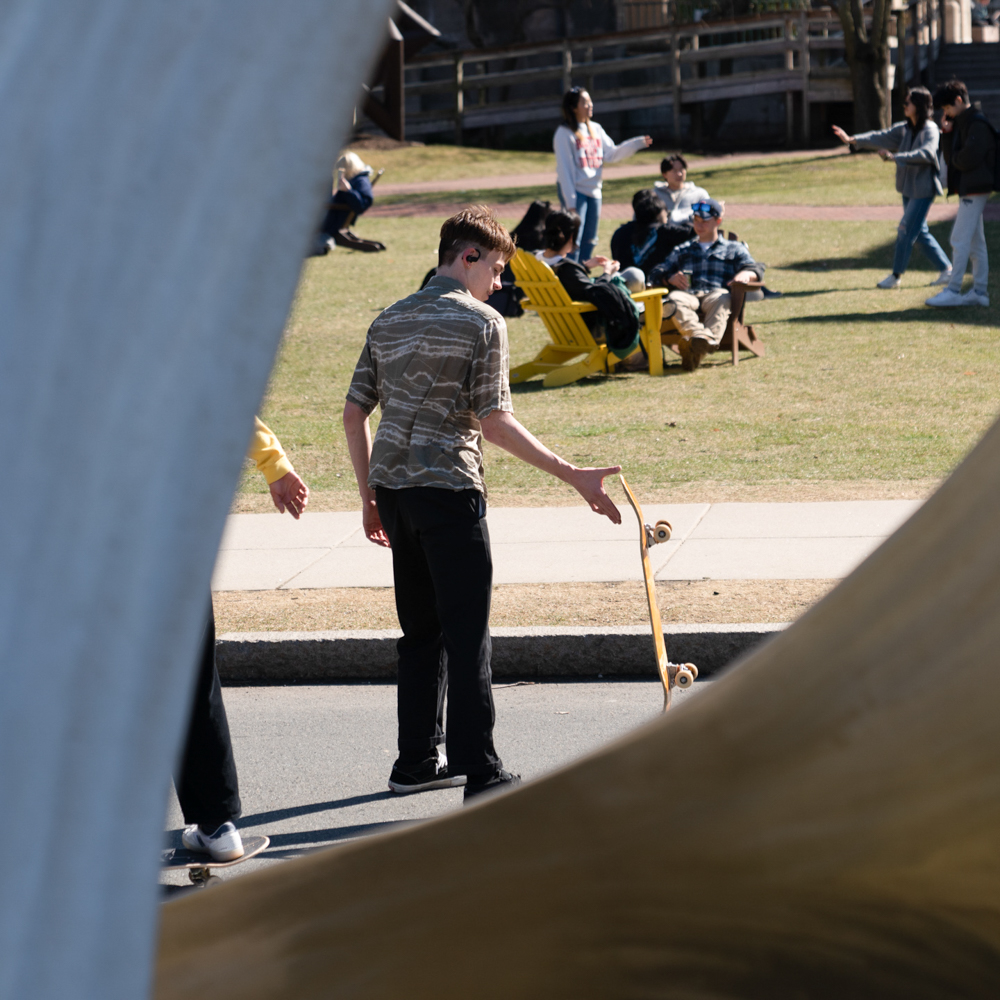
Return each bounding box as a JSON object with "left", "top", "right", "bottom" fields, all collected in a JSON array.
[
  {"left": 181, "top": 821, "right": 244, "bottom": 861},
  {"left": 877, "top": 273, "right": 901, "bottom": 289},
  {"left": 963, "top": 291, "right": 990, "bottom": 307},
  {"left": 930, "top": 268, "right": 952, "bottom": 286},
  {"left": 925, "top": 289, "right": 968, "bottom": 307}
]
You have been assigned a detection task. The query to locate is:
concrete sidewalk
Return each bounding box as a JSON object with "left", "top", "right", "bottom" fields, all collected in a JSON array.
[{"left": 212, "top": 499, "right": 921, "bottom": 591}]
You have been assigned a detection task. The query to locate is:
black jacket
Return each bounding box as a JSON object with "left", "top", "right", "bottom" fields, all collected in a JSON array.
[
  {"left": 552, "top": 259, "right": 640, "bottom": 356},
  {"left": 610, "top": 220, "right": 693, "bottom": 272},
  {"left": 941, "top": 103, "right": 996, "bottom": 197}
]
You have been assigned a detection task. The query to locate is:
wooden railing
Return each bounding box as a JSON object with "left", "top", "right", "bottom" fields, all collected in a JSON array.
[{"left": 383, "top": 1, "right": 943, "bottom": 144}]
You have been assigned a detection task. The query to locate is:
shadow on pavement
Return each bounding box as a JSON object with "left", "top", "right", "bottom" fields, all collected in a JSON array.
[{"left": 262, "top": 819, "right": 413, "bottom": 858}]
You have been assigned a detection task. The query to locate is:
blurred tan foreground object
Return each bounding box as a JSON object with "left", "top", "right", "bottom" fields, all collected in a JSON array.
[{"left": 157, "top": 421, "right": 1000, "bottom": 999}]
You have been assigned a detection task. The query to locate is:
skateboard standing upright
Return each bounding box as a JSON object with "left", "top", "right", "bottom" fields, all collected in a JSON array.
[
  {"left": 161, "top": 834, "right": 269, "bottom": 887},
  {"left": 619, "top": 475, "right": 698, "bottom": 710}
]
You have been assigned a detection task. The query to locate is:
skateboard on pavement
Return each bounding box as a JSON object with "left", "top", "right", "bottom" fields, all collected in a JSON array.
[
  {"left": 619, "top": 474, "right": 698, "bottom": 710},
  {"left": 161, "top": 835, "right": 269, "bottom": 887}
]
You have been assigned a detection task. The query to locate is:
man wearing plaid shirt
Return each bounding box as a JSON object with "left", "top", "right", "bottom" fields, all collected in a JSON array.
[{"left": 649, "top": 198, "right": 763, "bottom": 370}]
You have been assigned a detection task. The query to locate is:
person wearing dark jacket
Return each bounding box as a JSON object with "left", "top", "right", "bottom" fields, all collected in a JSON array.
[
  {"left": 535, "top": 209, "right": 642, "bottom": 363},
  {"left": 926, "top": 80, "right": 995, "bottom": 307},
  {"left": 610, "top": 189, "right": 693, "bottom": 275}
]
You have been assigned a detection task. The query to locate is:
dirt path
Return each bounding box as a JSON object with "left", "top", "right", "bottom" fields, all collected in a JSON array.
[
  {"left": 214, "top": 579, "right": 834, "bottom": 632},
  {"left": 369, "top": 201, "right": 997, "bottom": 222}
]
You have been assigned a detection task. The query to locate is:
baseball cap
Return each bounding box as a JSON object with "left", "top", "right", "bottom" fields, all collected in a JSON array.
[{"left": 690, "top": 198, "right": 723, "bottom": 219}]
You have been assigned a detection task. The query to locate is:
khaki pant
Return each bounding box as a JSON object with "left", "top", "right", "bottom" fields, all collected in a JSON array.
[{"left": 667, "top": 288, "right": 731, "bottom": 346}]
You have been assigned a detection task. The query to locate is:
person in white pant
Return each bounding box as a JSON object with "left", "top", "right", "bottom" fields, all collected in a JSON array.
[{"left": 926, "top": 79, "right": 995, "bottom": 308}]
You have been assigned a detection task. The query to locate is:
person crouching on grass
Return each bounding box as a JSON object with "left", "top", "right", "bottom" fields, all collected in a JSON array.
[{"left": 343, "top": 206, "right": 622, "bottom": 803}]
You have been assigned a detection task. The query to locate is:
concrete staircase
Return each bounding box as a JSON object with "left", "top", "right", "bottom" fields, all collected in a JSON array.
[{"left": 934, "top": 42, "right": 1000, "bottom": 123}]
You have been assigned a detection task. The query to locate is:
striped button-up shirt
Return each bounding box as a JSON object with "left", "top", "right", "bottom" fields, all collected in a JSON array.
[
  {"left": 346, "top": 275, "right": 512, "bottom": 496},
  {"left": 649, "top": 237, "right": 762, "bottom": 292}
]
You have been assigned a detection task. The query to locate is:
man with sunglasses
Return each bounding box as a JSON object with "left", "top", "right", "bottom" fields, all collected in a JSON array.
[{"left": 648, "top": 198, "right": 763, "bottom": 370}]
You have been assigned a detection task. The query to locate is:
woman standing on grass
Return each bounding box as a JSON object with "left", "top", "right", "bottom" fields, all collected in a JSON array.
[
  {"left": 832, "top": 87, "right": 952, "bottom": 290},
  {"left": 554, "top": 87, "right": 652, "bottom": 264}
]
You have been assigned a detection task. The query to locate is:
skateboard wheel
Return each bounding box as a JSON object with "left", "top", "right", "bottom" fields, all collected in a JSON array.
[
  {"left": 653, "top": 520, "right": 672, "bottom": 544},
  {"left": 675, "top": 666, "right": 695, "bottom": 689},
  {"left": 684, "top": 662, "right": 699, "bottom": 679}
]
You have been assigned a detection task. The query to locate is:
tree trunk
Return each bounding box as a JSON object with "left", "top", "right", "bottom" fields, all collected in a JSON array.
[
  {"left": 832, "top": 0, "right": 893, "bottom": 133},
  {"left": 849, "top": 41, "right": 892, "bottom": 131}
]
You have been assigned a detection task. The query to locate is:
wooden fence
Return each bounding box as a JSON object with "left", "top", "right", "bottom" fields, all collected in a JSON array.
[{"left": 380, "top": 1, "right": 943, "bottom": 144}]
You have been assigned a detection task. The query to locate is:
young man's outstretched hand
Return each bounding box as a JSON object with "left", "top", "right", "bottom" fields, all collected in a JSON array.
[{"left": 480, "top": 409, "right": 621, "bottom": 524}]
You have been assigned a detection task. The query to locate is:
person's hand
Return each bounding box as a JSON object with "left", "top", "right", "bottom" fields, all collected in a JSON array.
[
  {"left": 940, "top": 115, "right": 953, "bottom": 133},
  {"left": 729, "top": 269, "right": 757, "bottom": 286},
  {"left": 605, "top": 259, "right": 620, "bottom": 275},
  {"left": 831, "top": 124, "right": 853, "bottom": 145},
  {"left": 584, "top": 255, "right": 610, "bottom": 270},
  {"left": 564, "top": 466, "right": 622, "bottom": 523},
  {"left": 642, "top": 135, "right": 653, "bottom": 147},
  {"left": 668, "top": 271, "right": 689, "bottom": 290},
  {"left": 269, "top": 471, "right": 309, "bottom": 519},
  {"left": 336, "top": 174, "right": 351, "bottom": 192},
  {"left": 878, "top": 149, "right": 894, "bottom": 161},
  {"left": 362, "top": 496, "right": 390, "bottom": 547}
]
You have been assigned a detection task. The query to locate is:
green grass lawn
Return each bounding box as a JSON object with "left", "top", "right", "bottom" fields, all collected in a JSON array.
[
  {"left": 369, "top": 147, "right": 993, "bottom": 208},
  {"left": 245, "top": 208, "right": 1000, "bottom": 509},
  {"left": 359, "top": 143, "right": 665, "bottom": 183}
]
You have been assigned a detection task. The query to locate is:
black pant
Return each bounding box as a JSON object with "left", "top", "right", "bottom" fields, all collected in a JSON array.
[
  {"left": 376, "top": 486, "right": 501, "bottom": 778},
  {"left": 174, "top": 603, "right": 241, "bottom": 830}
]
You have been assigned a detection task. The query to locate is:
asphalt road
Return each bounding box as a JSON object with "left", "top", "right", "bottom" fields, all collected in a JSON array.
[{"left": 162, "top": 679, "right": 706, "bottom": 891}]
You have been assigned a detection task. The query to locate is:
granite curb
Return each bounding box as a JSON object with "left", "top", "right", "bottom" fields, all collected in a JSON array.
[{"left": 217, "top": 624, "right": 788, "bottom": 684}]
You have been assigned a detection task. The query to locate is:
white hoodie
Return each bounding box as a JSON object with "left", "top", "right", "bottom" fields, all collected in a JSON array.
[
  {"left": 553, "top": 121, "right": 647, "bottom": 206},
  {"left": 653, "top": 179, "right": 711, "bottom": 224}
]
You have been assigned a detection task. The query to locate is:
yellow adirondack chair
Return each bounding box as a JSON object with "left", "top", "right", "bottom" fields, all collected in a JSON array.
[{"left": 509, "top": 249, "right": 665, "bottom": 386}]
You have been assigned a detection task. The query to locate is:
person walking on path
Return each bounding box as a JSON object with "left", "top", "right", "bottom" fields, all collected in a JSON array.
[
  {"left": 926, "top": 79, "right": 995, "bottom": 308},
  {"left": 832, "top": 87, "right": 952, "bottom": 290},
  {"left": 343, "top": 206, "right": 622, "bottom": 803},
  {"left": 553, "top": 87, "right": 651, "bottom": 264},
  {"left": 178, "top": 418, "right": 308, "bottom": 860}
]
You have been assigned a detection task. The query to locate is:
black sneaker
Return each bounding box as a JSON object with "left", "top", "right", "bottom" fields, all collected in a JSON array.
[
  {"left": 388, "top": 755, "right": 466, "bottom": 794},
  {"left": 463, "top": 768, "right": 522, "bottom": 803}
]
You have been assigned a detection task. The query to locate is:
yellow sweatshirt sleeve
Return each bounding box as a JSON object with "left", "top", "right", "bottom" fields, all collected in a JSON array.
[{"left": 248, "top": 417, "right": 295, "bottom": 485}]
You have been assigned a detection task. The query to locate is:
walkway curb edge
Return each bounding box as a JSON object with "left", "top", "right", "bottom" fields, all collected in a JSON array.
[{"left": 217, "top": 624, "right": 788, "bottom": 683}]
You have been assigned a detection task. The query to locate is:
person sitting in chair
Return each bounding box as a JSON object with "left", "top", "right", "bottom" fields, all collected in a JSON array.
[
  {"left": 648, "top": 198, "right": 764, "bottom": 371},
  {"left": 535, "top": 209, "right": 643, "bottom": 366},
  {"left": 611, "top": 188, "right": 692, "bottom": 277},
  {"left": 654, "top": 154, "right": 711, "bottom": 224}
]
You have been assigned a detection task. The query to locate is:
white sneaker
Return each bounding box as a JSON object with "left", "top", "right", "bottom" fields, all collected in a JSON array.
[
  {"left": 877, "top": 273, "right": 901, "bottom": 289},
  {"left": 962, "top": 291, "right": 990, "bottom": 307},
  {"left": 925, "top": 289, "right": 968, "bottom": 307},
  {"left": 182, "top": 821, "right": 244, "bottom": 861},
  {"left": 930, "top": 268, "right": 952, "bottom": 286}
]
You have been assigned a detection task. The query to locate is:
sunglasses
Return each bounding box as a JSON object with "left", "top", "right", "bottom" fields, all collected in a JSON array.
[{"left": 691, "top": 201, "right": 719, "bottom": 219}]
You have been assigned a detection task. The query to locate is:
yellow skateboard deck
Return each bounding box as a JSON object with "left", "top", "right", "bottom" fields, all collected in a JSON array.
[{"left": 620, "top": 475, "right": 696, "bottom": 710}]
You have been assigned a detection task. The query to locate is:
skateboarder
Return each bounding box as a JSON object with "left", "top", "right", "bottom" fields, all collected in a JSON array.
[
  {"left": 343, "top": 206, "right": 621, "bottom": 803},
  {"left": 177, "top": 417, "right": 308, "bottom": 860}
]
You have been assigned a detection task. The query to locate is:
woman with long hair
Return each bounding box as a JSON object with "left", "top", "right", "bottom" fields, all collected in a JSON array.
[
  {"left": 832, "top": 87, "right": 951, "bottom": 289},
  {"left": 553, "top": 87, "right": 651, "bottom": 264}
]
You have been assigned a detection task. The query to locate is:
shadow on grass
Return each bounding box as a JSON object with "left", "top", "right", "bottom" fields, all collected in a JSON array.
[
  {"left": 509, "top": 362, "right": 700, "bottom": 391},
  {"left": 781, "top": 218, "right": 1000, "bottom": 277},
  {"left": 783, "top": 306, "right": 997, "bottom": 328}
]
